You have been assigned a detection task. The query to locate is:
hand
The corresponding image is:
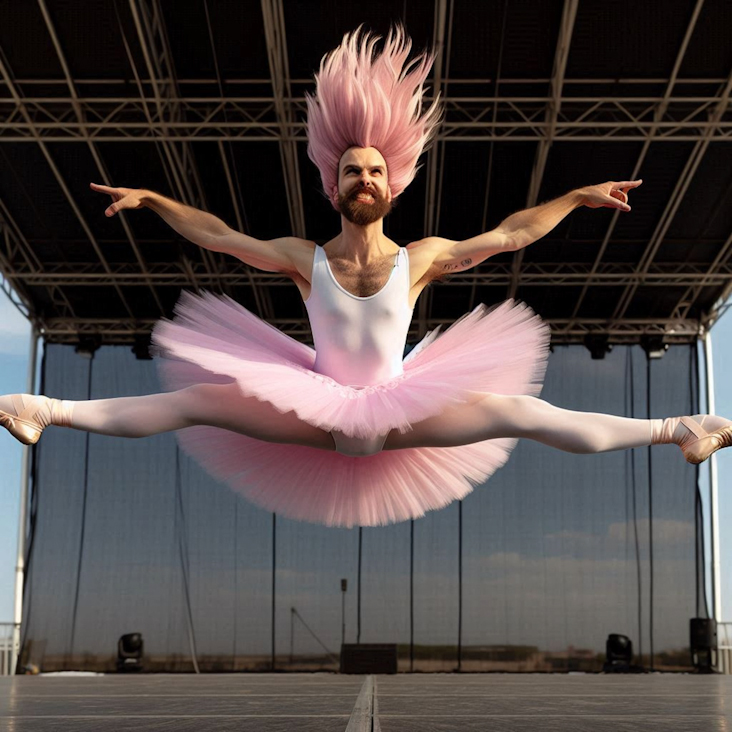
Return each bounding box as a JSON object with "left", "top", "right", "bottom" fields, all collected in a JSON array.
[
  {"left": 580, "top": 180, "right": 643, "bottom": 212},
  {"left": 90, "top": 182, "right": 147, "bottom": 217}
]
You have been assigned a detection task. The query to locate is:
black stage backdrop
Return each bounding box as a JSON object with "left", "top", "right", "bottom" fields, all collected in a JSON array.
[{"left": 19, "top": 343, "right": 706, "bottom": 672}]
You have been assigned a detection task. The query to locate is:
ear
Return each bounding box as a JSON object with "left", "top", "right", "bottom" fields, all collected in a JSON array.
[
  {"left": 386, "top": 185, "right": 393, "bottom": 203},
  {"left": 331, "top": 186, "right": 340, "bottom": 210}
]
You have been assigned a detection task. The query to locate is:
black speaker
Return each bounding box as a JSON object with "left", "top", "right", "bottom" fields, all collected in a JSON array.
[
  {"left": 690, "top": 618, "right": 717, "bottom": 672},
  {"left": 340, "top": 644, "right": 397, "bottom": 674}
]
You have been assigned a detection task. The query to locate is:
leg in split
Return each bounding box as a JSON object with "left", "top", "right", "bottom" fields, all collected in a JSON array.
[
  {"left": 384, "top": 393, "right": 732, "bottom": 463},
  {"left": 0, "top": 384, "right": 335, "bottom": 451}
]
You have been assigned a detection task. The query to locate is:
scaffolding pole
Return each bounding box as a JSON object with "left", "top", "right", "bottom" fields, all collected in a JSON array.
[
  {"left": 704, "top": 331, "right": 722, "bottom": 626},
  {"left": 11, "top": 329, "right": 38, "bottom": 676}
]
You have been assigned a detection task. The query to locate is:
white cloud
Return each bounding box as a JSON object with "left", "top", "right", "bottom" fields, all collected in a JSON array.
[{"left": 543, "top": 518, "right": 695, "bottom": 557}]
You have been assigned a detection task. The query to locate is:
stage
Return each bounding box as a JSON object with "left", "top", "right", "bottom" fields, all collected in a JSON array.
[{"left": 0, "top": 672, "right": 728, "bottom": 731}]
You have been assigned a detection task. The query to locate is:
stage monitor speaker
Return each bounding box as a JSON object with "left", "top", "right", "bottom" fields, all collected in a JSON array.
[
  {"left": 340, "top": 644, "right": 398, "bottom": 674},
  {"left": 690, "top": 618, "right": 717, "bottom": 672}
]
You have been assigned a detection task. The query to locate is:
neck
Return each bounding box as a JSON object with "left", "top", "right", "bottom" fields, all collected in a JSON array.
[{"left": 334, "top": 217, "right": 393, "bottom": 262}]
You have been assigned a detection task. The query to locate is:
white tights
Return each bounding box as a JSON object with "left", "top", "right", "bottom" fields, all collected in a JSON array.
[
  {"left": 1, "top": 386, "right": 721, "bottom": 455},
  {"left": 47, "top": 384, "right": 334, "bottom": 450}
]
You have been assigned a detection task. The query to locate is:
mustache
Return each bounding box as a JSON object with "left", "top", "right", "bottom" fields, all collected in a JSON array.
[{"left": 347, "top": 186, "right": 382, "bottom": 202}]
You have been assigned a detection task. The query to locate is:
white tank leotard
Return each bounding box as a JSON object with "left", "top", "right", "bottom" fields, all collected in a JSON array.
[{"left": 304, "top": 245, "right": 413, "bottom": 455}]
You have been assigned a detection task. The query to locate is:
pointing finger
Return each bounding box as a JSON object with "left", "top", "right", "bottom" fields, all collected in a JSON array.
[{"left": 614, "top": 179, "right": 642, "bottom": 189}]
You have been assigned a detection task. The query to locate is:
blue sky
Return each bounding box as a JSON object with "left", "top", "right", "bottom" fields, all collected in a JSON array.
[{"left": 1, "top": 287, "right": 731, "bottom": 628}]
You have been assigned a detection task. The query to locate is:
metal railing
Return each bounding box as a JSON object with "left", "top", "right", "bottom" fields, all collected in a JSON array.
[{"left": 0, "top": 623, "right": 19, "bottom": 676}]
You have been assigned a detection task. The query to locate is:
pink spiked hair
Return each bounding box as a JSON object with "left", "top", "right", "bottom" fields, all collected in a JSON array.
[{"left": 306, "top": 26, "right": 443, "bottom": 209}]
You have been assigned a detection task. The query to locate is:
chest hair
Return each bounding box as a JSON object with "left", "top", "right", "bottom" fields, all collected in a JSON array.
[{"left": 328, "top": 253, "right": 399, "bottom": 297}]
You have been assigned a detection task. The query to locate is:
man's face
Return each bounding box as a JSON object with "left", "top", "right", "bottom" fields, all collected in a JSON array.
[{"left": 336, "top": 147, "right": 393, "bottom": 225}]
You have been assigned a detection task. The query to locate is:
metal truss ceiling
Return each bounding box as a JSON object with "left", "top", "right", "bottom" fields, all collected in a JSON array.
[{"left": 1, "top": 0, "right": 731, "bottom": 346}]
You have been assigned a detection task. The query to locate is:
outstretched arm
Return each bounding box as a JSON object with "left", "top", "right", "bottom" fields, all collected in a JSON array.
[
  {"left": 418, "top": 180, "right": 643, "bottom": 276},
  {"left": 89, "top": 183, "right": 308, "bottom": 274}
]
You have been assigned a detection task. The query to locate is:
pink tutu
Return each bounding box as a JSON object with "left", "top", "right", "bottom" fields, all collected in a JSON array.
[{"left": 152, "top": 292, "right": 550, "bottom": 527}]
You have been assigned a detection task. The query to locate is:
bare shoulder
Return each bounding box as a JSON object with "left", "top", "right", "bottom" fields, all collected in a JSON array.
[
  {"left": 280, "top": 237, "right": 317, "bottom": 280},
  {"left": 406, "top": 237, "right": 453, "bottom": 284}
]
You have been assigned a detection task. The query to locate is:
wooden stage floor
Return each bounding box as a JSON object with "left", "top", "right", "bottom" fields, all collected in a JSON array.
[{"left": 1, "top": 672, "right": 729, "bottom": 731}]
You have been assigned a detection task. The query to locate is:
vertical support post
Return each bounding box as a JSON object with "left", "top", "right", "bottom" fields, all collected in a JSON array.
[
  {"left": 410, "top": 519, "right": 414, "bottom": 672},
  {"left": 289, "top": 607, "right": 294, "bottom": 665},
  {"left": 646, "top": 358, "right": 654, "bottom": 671},
  {"left": 704, "top": 332, "right": 722, "bottom": 625},
  {"left": 12, "top": 328, "right": 38, "bottom": 676},
  {"left": 341, "top": 578, "right": 347, "bottom": 649},
  {"left": 271, "top": 513, "right": 277, "bottom": 670},
  {"left": 457, "top": 501, "right": 463, "bottom": 672},
  {"left": 357, "top": 528, "right": 362, "bottom": 645}
]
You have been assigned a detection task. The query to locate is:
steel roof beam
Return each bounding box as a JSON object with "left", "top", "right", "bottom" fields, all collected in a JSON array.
[
  {"left": 508, "top": 0, "right": 579, "bottom": 300},
  {"left": 612, "top": 68, "right": 732, "bottom": 322},
  {"left": 217, "top": 140, "right": 273, "bottom": 320},
  {"left": 0, "top": 201, "right": 77, "bottom": 321},
  {"left": 676, "top": 228, "right": 732, "bottom": 320},
  {"left": 570, "top": 0, "right": 706, "bottom": 323},
  {"left": 9, "top": 76, "right": 732, "bottom": 86},
  {"left": 260, "top": 0, "right": 307, "bottom": 239},
  {"left": 36, "top": 316, "right": 703, "bottom": 346},
  {"left": 2, "top": 97, "right": 729, "bottom": 141},
  {"left": 417, "top": 0, "right": 450, "bottom": 338},
  {"left": 37, "top": 0, "right": 165, "bottom": 316},
  {"left": 0, "top": 41, "right": 135, "bottom": 320},
  {"left": 7, "top": 260, "right": 730, "bottom": 288},
  {"left": 127, "top": 0, "right": 223, "bottom": 297}
]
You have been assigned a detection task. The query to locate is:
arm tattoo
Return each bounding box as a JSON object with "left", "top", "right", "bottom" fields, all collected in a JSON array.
[{"left": 442, "top": 258, "right": 473, "bottom": 273}]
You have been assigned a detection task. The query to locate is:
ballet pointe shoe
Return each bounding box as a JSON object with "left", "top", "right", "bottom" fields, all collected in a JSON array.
[
  {"left": 676, "top": 416, "right": 732, "bottom": 465},
  {"left": 0, "top": 395, "right": 73, "bottom": 446}
]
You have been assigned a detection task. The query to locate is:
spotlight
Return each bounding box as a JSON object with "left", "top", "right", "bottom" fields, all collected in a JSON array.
[
  {"left": 132, "top": 334, "right": 153, "bottom": 360},
  {"left": 75, "top": 335, "right": 101, "bottom": 358},
  {"left": 584, "top": 334, "right": 612, "bottom": 360},
  {"left": 117, "top": 632, "right": 144, "bottom": 672},
  {"left": 690, "top": 618, "right": 717, "bottom": 673},
  {"left": 641, "top": 334, "right": 668, "bottom": 359},
  {"left": 602, "top": 633, "right": 641, "bottom": 673}
]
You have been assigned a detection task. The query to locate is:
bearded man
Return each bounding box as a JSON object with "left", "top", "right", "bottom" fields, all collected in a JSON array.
[{"left": 1, "top": 28, "right": 728, "bottom": 528}]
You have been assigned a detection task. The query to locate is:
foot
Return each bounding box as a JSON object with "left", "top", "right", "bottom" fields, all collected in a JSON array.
[
  {"left": 0, "top": 395, "right": 73, "bottom": 446},
  {"left": 654, "top": 415, "right": 732, "bottom": 465}
]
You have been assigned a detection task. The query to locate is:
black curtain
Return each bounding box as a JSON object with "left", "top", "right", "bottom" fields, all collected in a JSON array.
[{"left": 20, "top": 343, "right": 703, "bottom": 672}]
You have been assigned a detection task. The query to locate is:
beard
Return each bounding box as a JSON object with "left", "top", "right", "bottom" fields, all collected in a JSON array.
[{"left": 337, "top": 186, "right": 393, "bottom": 225}]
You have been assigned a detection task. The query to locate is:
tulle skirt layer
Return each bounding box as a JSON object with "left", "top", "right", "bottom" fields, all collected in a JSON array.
[{"left": 152, "top": 292, "right": 551, "bottom": 527}]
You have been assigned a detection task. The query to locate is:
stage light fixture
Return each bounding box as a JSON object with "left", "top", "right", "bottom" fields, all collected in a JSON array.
[
  {"left": 132, "top": 334, "right": 153, "bottom": 360},
  {"left": 117, "top": 632, "right": 144, "bottom": 672},
  {"left": 75, "top": 335, "right": 101, "bottom": 358},
  {"left": 584, "top": 334, "right": 612, "bottom": 360},
  {"left": 690, "top": 618, "right": 717, "bottom": 673},
  {"left": 602, "top": 633, "right": 640, "bottom": 673},
  {"left": 641, "top": 334, "right": 668, "bottom": 359}
]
